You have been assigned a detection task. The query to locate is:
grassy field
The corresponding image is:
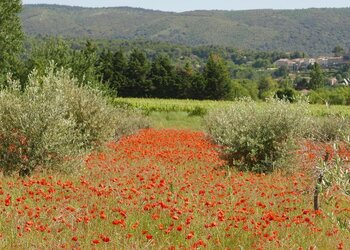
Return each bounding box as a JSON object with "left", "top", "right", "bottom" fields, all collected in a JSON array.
[
  {"left": 149, "top": 111, "right": 204, "bottom": 130},
  {"left": 0, "top": 98, "right": 349, "bottom": 249},
  {"left": 113, "top": 97, "right": 350, "bottom": 118},
  {"left": 1, "top": 129, "right": 349, "bottom": 249}
]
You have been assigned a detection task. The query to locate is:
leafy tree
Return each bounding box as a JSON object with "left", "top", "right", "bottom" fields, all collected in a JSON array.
[
  {"left": 203, "top": 54, "right": 232, "bottom": 100},
  {"left": 278, "top": 76, "right": 293, "bottom": 89},
  {"left": 228, "top": 79, "right": 259, "bottom": 100},
  {"left": 98, "top": 49, "right": 114, "bottom": 83},
  {"left": 25, "top": 38, "right": 72, "bottom": 77},
  {"left": 0, "top": 0, "right": 24, "bottom": 84},
  {"left": 332, "top": 45, "right": 345, "bottom": 57},
  {"left": 258, "top": 76, "right": 278, "bottom": 99},
  {"left": 289, "top": 51, "right": 307, "bottom": 59},
  {"left": 275, "top": 88, "right": 297, "bottom": 102},
  {"left": 99, "top": 49, "right": 128, "bottom": 94},
  {"left": 229, "top": 81, "right": 251, "bottom": 100},
  {"left": 26, "top": 38, "right": 99, "bottom": 86},
  {"left": 188, "top": 72, "right": 207, "bottom": 100},
  {"left": 232, "top": 65, "right": 259, "bottom": 80},
  {"left": 174, "top": 62, "right": 193, "bottom": 99},
  {"left": 149, "top": 54, "right": 176, "bottom": 98},
  {"left": 71, "top": 40, "right": 99, "bottom": 85},
  {"left": 111, "top": 49, "right": 127, "bottom": 89},
  {"left": 273, "top": 65, "right": 289, "bottom": 78},
  {"left": 252, "top": 58, "right": 271, "bottom": 69},
  {"left": 335, "top": 63, "right": 350, "bottom": 80},
  {"left": 122, "top": 49, "right": 151, "bottom": 97},
  {"left": 294, "top": 76, "right": 310, "bottom": 90},
  {"left": 242, "top": 80, "right": 259, "bottom": 100},
  {"left": 309, "top": 63, "right": 326, "bottom": 89}
]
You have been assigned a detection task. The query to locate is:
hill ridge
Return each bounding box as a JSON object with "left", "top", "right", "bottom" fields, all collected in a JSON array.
[{"left": 21, "top": 5, "right": 350, "bottom": 55}]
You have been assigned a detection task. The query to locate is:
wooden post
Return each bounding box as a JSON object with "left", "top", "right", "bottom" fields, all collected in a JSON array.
[{"left": 314, "top": 152, "right": 329, "bottom": 211}]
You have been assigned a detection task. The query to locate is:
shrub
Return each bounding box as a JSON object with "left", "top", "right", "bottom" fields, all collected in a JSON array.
[
  {"left": 308, "top": 87, "right": 350, "bottom": 105},
  {"left": 114, "top": 108, "right": 150, "bottom": 141},
  {"left": 307, "top": 115, "right": 350, "bottom": 142},
  {"left": 204, "top": 98, "right": 309, "bottom": 173},
  {"left": 274, "top": 88, "right": 298, "bottom": 102},
  {"left": 188, "top": 106, "right": 207, "bottom": 116},
  {"left": 0, "top": 66, "right": 149, "bottom": 176}
]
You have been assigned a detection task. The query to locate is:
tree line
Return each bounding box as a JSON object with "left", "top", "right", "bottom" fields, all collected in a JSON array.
[
  {"left": 2, "top": 1, "right": 350, "bottom": 104},
  {"left": 98, "top": 48, "right": 232, "bottom": 99},
  {"left": 20, "top": 38, "right": 295, "bottom": 101}
]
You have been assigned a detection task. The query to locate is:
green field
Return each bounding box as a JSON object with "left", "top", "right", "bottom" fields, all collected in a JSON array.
[{"left": 114, "top": 97, "right": 350, "bottom": 119}]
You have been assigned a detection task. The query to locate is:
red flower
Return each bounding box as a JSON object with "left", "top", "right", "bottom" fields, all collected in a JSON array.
[{"left": 186, "top": 231, "right": 194, "bottom": 240}]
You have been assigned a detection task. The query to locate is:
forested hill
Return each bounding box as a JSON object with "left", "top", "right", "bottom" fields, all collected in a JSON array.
[{"left": 21, "top": 5, "right": 350, "bottom": 55}]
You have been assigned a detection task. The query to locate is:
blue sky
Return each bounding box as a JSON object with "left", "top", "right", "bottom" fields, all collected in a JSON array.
[{"left": 22, "top": 0, "right": 350, "bottom": 12}]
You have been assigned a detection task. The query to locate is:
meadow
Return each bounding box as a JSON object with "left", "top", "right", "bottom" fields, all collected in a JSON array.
[
  {"left": 1, "top": 97, "right": 350, "bottom": 249},
  {"left": 2, "top": 2, "right": 350, "bottom": 248},
  {"left": 113, "top": 97, "right": 350, "bottom": 117}
]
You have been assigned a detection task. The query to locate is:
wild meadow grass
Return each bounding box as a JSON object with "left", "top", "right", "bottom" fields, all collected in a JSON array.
[
  {"left": 148, "top": 111, "right": 203, "bottom": 130},
  {"left": 1, "top": 93, "right": 349, "bottom": 249},
  {"left": 0, "top": 129, "right": 349, "bottom": 249}
]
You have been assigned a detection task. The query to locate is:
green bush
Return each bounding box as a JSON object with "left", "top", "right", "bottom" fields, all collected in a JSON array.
[
  {"left": 188, "top": 106, "right": 207, "bottom": 116},
  {"left": 204, "top": 98, "right": 309, "bottom": 173},
  {"left": 308, "top": 87, "right": 350, "bottom": 105},
  {"left": 307, "top": 115, "right": 350, "bottom": 142},
  {"left": 0, "top": 66, "right": 149, "bottom": 176},
  {"left": 274, "top": 88, "right": 298, "bottom": 102},
  {"left": 114, "top": 108, "right": 150, "bottom": 140}
]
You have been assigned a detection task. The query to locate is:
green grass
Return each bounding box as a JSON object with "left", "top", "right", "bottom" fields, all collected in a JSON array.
[
  {"left": 149, "top": 111, "right": 203, "bottom": 130},
  {"left": 114, "top": 97, "right": 350, "bottom": 119},
  {"left": 119, "top": 97, "right": 350, "bottom": 130}
]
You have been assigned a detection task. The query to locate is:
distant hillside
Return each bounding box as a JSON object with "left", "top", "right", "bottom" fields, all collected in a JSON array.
[{"left": 21, "top": 5, "right": 350, "bottom": 55}]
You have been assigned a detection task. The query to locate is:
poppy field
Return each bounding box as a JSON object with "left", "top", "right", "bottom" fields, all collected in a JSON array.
[{"left": 0, "top": 128, "right": 349, "bottom": 249}]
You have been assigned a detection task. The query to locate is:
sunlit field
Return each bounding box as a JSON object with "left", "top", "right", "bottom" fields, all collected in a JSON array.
[
  {"left": 113, "top": 97, "right": 350, "bottom": 117},
  {"left": 2, "top": 1, "right": 350, "bottom": 249},
  {"left": 1, "top": 128, "right": 349, "bottom": 249}
]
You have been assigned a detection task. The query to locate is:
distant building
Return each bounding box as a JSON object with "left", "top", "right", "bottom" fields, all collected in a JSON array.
[
  {"left": 327, "top": 57, "right": 344, "bottom": 66},
  {"left": 317, "top": 56, "right": 345, "bottom": 67},
  {"left": 316, "top": 57, "right": 328, "bottom": 66},
  {"left": 274, "top": 58, "right": 310, "bottom": 71},
  {"left": 328, "top": 77, "right": 338, "bottom": 86},
  {"left": 274, "top": 59, "right": 291, "bottom": 68},
  {"left": 303, "top": 58, "right": 316, "bottom": 66},
  {"left": 274, "top": 56, "right": 346, "bottom": 71}
]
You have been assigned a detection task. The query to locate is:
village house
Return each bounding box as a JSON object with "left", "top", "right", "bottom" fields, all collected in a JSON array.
[
  {"left": 274, "top": 56, "right": 346, "bottom": 70},
  {"left": 274, "top": 58, "right": 311, "bottom": 70},
  {"left": 327, "top": 57, "right": 345, "bottom": 66}
]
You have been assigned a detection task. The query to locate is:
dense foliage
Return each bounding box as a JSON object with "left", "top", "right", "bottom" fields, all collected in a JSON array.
[
  {"left": 204, "top": 99, "right": 309, "bottom": 173},
  {"left": 21, "top": 5, "right": 350, "bottom": 55},
  {"left": 308, "top": 87, "right": 350, "bottom": 105},
  {"left": 15, "top": 37, "right": 350, "bottom": 102},
  {"left": 0, "top": 66, "right": 149, "bottom": 176},
  {"left": 0, "top": 0, "right": 23, "bottom": 84}
]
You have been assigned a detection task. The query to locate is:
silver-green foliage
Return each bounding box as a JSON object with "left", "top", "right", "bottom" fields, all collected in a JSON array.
[
  {"left": 307, "top": 115, "right": 350, "bottom": 142},
  {"left": 0, "top": 66, "right": 148, "bottom": 176},
  {"left": 317, "top": 150, "right": 350, "bottom": 198},
  {"left": 204, "top": 98, "right": 309, "bottom": 173}
]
